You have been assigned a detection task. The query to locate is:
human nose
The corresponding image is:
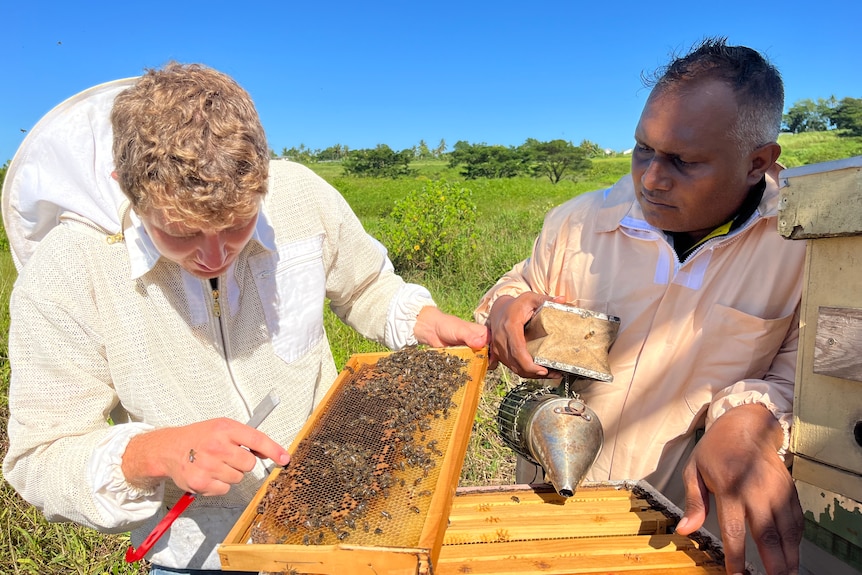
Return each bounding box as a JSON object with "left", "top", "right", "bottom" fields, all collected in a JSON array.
[
  {"left": 641, "top": 154, "right": 672, "bottom": 192},
  {"left": 197, "top": 233, "right": 227, "bottom": 268}
]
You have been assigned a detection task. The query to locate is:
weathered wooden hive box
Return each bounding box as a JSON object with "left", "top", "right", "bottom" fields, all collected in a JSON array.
[{"left": 779, "top": 155, "right": 862, "bottom": 574}]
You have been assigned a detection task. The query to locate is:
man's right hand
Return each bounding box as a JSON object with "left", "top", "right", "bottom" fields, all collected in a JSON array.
[
  {"left": 121, "top": 419, "right": 290, "bottom": 496},
  {"left": 486, "top": 292, "right": 564, "bottom": 378}
]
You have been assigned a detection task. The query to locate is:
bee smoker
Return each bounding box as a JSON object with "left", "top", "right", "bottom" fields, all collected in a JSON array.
[{"left": 497, "top": 302, "right": 620, "bottom": 497}]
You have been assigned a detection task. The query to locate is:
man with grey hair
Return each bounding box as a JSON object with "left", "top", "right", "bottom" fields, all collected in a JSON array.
[{"left": 476, "top": 37, "right": 805, "bottom": 574}]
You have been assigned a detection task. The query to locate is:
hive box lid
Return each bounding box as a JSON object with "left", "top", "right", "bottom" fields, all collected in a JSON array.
[{"left": 778, "top": 155, "right": 862, "bottom": 239}]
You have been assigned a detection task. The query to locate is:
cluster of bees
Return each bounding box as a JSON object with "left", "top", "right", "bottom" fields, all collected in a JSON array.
[{"left": 251, "top": 346, "right": 470, "bottom": 546}]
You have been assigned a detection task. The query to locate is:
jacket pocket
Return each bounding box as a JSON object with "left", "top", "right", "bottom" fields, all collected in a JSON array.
[
  {"left": 252, "top": 234, "right": 325, "bottom": 364},
  {"left": 684, "top": 303, "right": 794, "bottom": 413}
]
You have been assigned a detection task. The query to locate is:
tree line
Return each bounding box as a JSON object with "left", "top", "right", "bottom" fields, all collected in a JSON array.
[
  {"left": 782, "top": 96, "right": 862, "bottom": 135},
  {"left": 279, "top": 139, "right": 449, "bottom": 164},
  {"left": 272, "top": 96, "right": 860, "bottom": 182},
  {"left": 276, "top": 138, "right": 606, "bottom": 184}
]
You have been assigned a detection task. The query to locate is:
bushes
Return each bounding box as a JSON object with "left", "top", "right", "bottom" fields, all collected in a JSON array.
[
  {"left": 342, "top": 145, "right": 415, "bottom": 178},
  {"left": 379, "top": 180, "right": 477, "bottom": 274}
]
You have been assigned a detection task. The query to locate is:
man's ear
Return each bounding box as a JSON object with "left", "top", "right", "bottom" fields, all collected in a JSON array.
[
  {"left": 111, "top": 170, "right": 119, "bottom": 181},
  {"left": 747, "top": 142, "right": 782, "bottom": 186}
]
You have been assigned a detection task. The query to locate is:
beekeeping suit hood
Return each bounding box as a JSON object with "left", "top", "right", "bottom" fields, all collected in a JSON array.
[{"left": 1, "top": 77, "right": 138, "bottom": 271}]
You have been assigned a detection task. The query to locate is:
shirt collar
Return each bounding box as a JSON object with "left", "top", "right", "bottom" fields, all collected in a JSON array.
[{"left": 123, "top": 205, "right": 278, "bottom": 280}]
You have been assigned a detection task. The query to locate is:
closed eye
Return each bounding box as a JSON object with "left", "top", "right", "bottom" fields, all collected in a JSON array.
[
  {"left": 165, "top": 229, "right": 202, "bottom": 239},
  {"left": 671, "top": 155, "right": 694, "bottom": 168}
]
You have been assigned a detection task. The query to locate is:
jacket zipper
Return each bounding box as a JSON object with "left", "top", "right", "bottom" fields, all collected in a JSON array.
[
  {"left": 679, "top": 211, "right": 759, "bottom": 265},
  {"left": 210, "top": 278, "right": 221, "bottom": 318},
  {"left": 208, "top": 278, "right": 248, "bottom": 415},
  {"left": 58, "top": 213, "right": 125, "bottom": 244}
]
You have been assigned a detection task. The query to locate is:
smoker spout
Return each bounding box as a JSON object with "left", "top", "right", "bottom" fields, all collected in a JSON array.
[{"left": 526, "top": 397, "right": 603, "bottom": 498}]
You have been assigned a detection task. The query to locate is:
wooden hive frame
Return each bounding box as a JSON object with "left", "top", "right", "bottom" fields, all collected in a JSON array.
[
  {"left": 438, "top": 482, "right": 731, "bottom": 575},
  {"left": 219, "top": 346, "right": 489, "bottom": 574}
]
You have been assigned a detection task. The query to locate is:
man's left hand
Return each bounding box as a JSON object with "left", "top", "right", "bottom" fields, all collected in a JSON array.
[{"left": 675, "top": 403, "right": 803, "bottom": 575}]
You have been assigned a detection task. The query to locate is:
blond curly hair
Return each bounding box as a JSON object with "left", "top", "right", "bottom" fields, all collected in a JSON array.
[{"left": 111, "top": 62, "right": 269, "bottom": 229}]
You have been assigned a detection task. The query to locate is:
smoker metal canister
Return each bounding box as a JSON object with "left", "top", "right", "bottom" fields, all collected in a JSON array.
[{"left": 497, "top": 381, "right": 603, "bottom": 497}]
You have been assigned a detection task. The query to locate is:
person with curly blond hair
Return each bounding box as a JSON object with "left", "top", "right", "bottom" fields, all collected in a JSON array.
[{"left": 2, "top": 62, "right": 488, "bottom": 574}]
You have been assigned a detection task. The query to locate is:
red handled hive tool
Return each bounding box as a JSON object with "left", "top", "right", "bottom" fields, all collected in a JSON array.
[{"left": 125, "top": 390, "right": 281, "bottom": 562}]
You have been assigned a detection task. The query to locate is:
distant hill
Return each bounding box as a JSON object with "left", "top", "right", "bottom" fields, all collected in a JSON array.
[{"left": 777, "top": 130, "right": 862, "bottom": 167}]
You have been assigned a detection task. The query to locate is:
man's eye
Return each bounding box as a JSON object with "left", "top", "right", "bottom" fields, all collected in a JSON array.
[
  {"left": 672, "top": 156, "right": 692, "bottom": 167},
  {"left": 168, "top": 231, "right": 201, "bottom": 239}
]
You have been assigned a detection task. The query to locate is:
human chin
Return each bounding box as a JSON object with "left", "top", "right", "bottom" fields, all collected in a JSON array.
[{"left": 638, "top": 199, "right": 683, "bottom": 231}]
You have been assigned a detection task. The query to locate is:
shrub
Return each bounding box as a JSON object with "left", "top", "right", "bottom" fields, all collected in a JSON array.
[
  {"left": 342, "top": 145, "right": 415, "bottom": 178},
  {"left": 448, "top": 141, "right": 526, "bottom": 179},
  {"left": 379, "top": 180, "right": 477, "bottom": 274}
]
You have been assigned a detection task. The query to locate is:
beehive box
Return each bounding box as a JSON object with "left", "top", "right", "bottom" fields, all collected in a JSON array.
[
  {"left": 779, "top": 156, "right": 862, "bottom": 574},
  {"left": 777, "top": 155, "right": 862, "bottom": 239},
  {"left": 219, "top": 345, "right": 489, "bottom": 574},
  {"left": 438, "top": 482, "right": 729, "bottom": 575}
]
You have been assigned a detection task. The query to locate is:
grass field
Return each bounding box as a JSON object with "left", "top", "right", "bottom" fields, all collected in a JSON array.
[
  {"left": 778, "top": 130, "right": 862, "bottom": 167},
  {"left": 1, "top": 134, "right": 860, "bottom": 573}
]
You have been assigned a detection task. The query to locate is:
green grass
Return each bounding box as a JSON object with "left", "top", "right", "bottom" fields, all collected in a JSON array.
[
  {"left": 2, "top": 142, "right": 860, "bottom": 573},
  {"left": 778, "top": 130, "right": 862, "bottom": 167}
]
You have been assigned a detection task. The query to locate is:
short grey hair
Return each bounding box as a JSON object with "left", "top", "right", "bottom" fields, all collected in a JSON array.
[{"left": 643, "top": 37, "right": 784, "bottom": 154}]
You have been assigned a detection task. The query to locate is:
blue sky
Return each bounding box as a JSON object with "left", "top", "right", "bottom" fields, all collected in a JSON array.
[{"left": 3, "top": 1, "right": 861, "bottom": 164}]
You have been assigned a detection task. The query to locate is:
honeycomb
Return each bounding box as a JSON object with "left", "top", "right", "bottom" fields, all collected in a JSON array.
[{"left": 251, "top": 346, "right": 472, "bottom": 548}]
